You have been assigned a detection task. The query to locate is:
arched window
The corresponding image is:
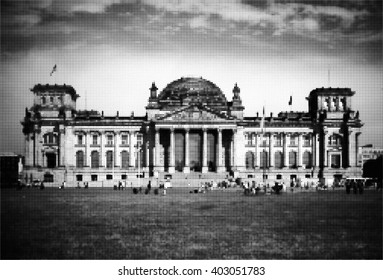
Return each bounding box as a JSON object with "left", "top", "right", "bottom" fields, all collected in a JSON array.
[
  {"left": 76, "top": 150, "right": 84, "bottom": 168},
  {"left": 121, "top": 151, "right": 129, "bottom": 168},
  {"left": 260, "top": 151, "right": 268, "bottom": 168},
  {"left": 91, "top": 151, "right": 99, "bottom": 168},
  {"left": 274, "top": 151, "right": 283, "bottom": 168},
  {"left": 289, "top": 151, "right": 297, "bottom": 168},
  {"left": 245, "top": 151, "right": 255, "bottom": 169},
  {"left": 106, "top": 151, "right": 113, "bottom": 168},
  {"left": 303, "top": 151, "right": 312, "bottom": 168}
]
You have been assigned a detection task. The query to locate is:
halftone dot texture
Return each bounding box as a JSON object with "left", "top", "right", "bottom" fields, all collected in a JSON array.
[
  {"left": 2, "top": 0, "right": 382, "bottom": 261},
  {"left": 1, "top": 187, "right": 382, "bottom": 259}
]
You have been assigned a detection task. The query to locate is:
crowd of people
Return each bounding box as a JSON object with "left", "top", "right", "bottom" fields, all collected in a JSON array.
[{"left": 15, "top": 176, "right": 381, "bottom": 195}]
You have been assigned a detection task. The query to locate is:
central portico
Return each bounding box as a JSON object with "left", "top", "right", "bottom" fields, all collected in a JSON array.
[{"left": 146, "top": 77, "right": 244, "bottom": 174}]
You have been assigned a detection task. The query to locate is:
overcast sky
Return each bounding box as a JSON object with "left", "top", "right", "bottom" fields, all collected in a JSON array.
[{"left": 1, "top": 0, "right": 382, "bottom": 154}]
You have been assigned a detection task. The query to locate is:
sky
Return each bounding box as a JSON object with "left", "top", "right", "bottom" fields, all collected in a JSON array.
[{"left": 1, "top": 0, "right": 382, "bottom": 155}]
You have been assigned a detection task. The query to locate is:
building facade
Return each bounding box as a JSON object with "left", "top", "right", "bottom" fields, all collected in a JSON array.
[
  {"left": 358, "top": 145, "right": 383, "bottom": 167},
  {"left": 21, "top": 77, "right": 363, "bottom": 186}
]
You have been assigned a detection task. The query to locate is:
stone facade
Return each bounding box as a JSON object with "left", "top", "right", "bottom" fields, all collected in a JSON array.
[{"left": 21, "top": 78, "right": 363, "bottom": 186}]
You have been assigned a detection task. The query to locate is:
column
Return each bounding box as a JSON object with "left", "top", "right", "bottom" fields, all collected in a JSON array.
[
  {"left": 184, "top": 129, "right": 190, "bottom": 173},
  {"left": 298, "top": 133, "right": 303, "bottom": 168},
  {"left": 269, "top": 133, "right": 274, "bottom": 167},
  {"left": 145, "top": 140, "right": 149, "bottom": 169},
  {"left": 100, "top": 132, "right": 105, "bottom": 167},
  {"left": 155, "top": 129, "right": 160, "bottom": 169},
  {"left": 42, "top": 151, "right": 45, "bottom": 167},
  {"left": 169, "top": 128, "right": 175, "bottom": 173},
  {"left": 84, "top": 132, "right": 88, "bottom": 167},
  {"left": 324, "top": 132, "right": 329, "bottom": 167},
  {"left": 216, "top": 128, "right": 225, "bottom": 172},
  {"left": 256, "top": 134, "right": 261, "bottom": 167},
  {"left": 355, "top": 132, "right": 361, "bottom": 168},
  {"left": 312, "top": 133, "right": 316, "bottom": 167},
  {"left": 315, "top": 133, "right": 320, "bottom": 167},
  {"left": 202, "top": 128, "right": 208, "bottom": 173},
  {"left": 114, "top": 132, "right": 119, "bottom": 167},
  {"left": 283, "top": 133, "right": 288, "bottom": 168},
  {"left": 59, "top": 126, "right": 65, "bottom": 166},
  {"left": 231, "top": 129, "right": 237, "bottom": 170},
  {"left": 348, "top": 131, "right": 353, "bottom": 167},
  {"left": 254, "top": 133, "right": 258, "bottom": 168},
  {"left": 129, "top": 131, "right": 134, "bottom": 167}
]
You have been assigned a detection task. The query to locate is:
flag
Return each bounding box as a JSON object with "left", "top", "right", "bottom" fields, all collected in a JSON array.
[
  {"left": 50, "top": 64, "right": 57, "bottom": 76},
  {"left": 260, "top": 106, "right": 265, "bottom": 134},
  {"left": 288, "top": 95, "right": 292, "bottom": 106}
]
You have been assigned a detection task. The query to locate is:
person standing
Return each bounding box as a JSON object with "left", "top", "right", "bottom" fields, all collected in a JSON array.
[
  {"left": 164, "top": 179, "right": 171, "bottom": 195},
  {"left": 345, "top": 180, "right": 351, "bottom": 194}
]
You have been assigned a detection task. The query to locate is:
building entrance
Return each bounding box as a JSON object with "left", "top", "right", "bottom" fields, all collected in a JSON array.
[{"left": 46, "top": 153, "right": 56, "bottom": 168}]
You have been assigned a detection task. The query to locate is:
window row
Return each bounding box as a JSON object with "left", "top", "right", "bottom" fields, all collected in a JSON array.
[
  {"left": 245, "top": 134, "right": 312, "bottom": 147},
  {"left": 76, "top": 133, "right": 143, "bottom": 146},
  {"left": 76, "top": 150, "right": 143, "bottom": 168},
  {"left": 245, "top": 151, "right": 313, "bottom": 169},
  {"left": 77, "top": 174, "right": 139, "bottom": 182},
  {"left": 41, "top": 96, "right": 62, "bottom": 105}
]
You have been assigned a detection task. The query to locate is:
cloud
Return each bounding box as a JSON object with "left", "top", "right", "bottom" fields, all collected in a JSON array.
[
  {"left": 189, "top": 15, "right": 210, "bottom": 29},
  {"left": 141, "top": 0, "right": 375, "bottom": 40},
  {"left": 1, "top": 0, "right": 380, "bottom": 58}
]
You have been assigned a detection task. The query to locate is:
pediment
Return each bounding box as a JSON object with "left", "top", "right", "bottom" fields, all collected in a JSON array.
[{"left": 157, "top": 105, "right": 235, "bottom": 122}]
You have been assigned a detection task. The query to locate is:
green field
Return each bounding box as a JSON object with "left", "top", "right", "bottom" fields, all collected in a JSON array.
[{"left": 1, "top": 187, "right": 382, "bottom": 259}]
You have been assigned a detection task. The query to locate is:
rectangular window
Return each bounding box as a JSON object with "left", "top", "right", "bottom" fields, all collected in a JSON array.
[
  {"left": 76, "top": 174, "right": 83, "bottom": 181},
  {"left": 44, "top": 173, "right": 54, "bottom": 182},
  {"left": 303, "top": 135, "right": 311, "bottom": 147},
  {"left": 91, "top": 174, "right": 98, "bottom": 181},
  {"left": 290, "top": 136, "right": 297, "bottom": 146},
  {"left": 121, "top": 134, "right": 129, "bottom": 145},
  {"left": 77, "top": 135, "right": 83, "bottom": 145},
  {"left": 106, "top": 174, "right": 113, "bottom": 180},
  {"left": 331, "top": 154, "right": 341, "bottom": 168},
  {"left": 121, "top": 174, "right": 127, "bottom": 180},
  {"left": 92, "top": 135, "right": 98, "bottom": 145},
  {"left": 107, "top": 135, "right": 113, "bottom": 145},
  {"left": 274, "top": 135, "right": 282, "bottom": 147},
  {"left": 245, "top": 134, "right": 251, "bottom": 146},
  {"left": 261, "top": 136, "right": 268, "bottom": 147}
]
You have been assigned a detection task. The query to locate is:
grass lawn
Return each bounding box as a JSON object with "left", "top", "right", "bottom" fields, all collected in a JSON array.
[{"left": 1, "top": 187, "right": 382, "bottom": 259}]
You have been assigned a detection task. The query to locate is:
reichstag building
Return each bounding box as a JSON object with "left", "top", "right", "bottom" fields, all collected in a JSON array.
[{"left": 21, "top": 77, "right": 363, "bottom": 186}]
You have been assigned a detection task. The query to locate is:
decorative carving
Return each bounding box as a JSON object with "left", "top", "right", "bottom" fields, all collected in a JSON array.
[{"left": 159, "top": 105, "right": 231, "bottom": 122}]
